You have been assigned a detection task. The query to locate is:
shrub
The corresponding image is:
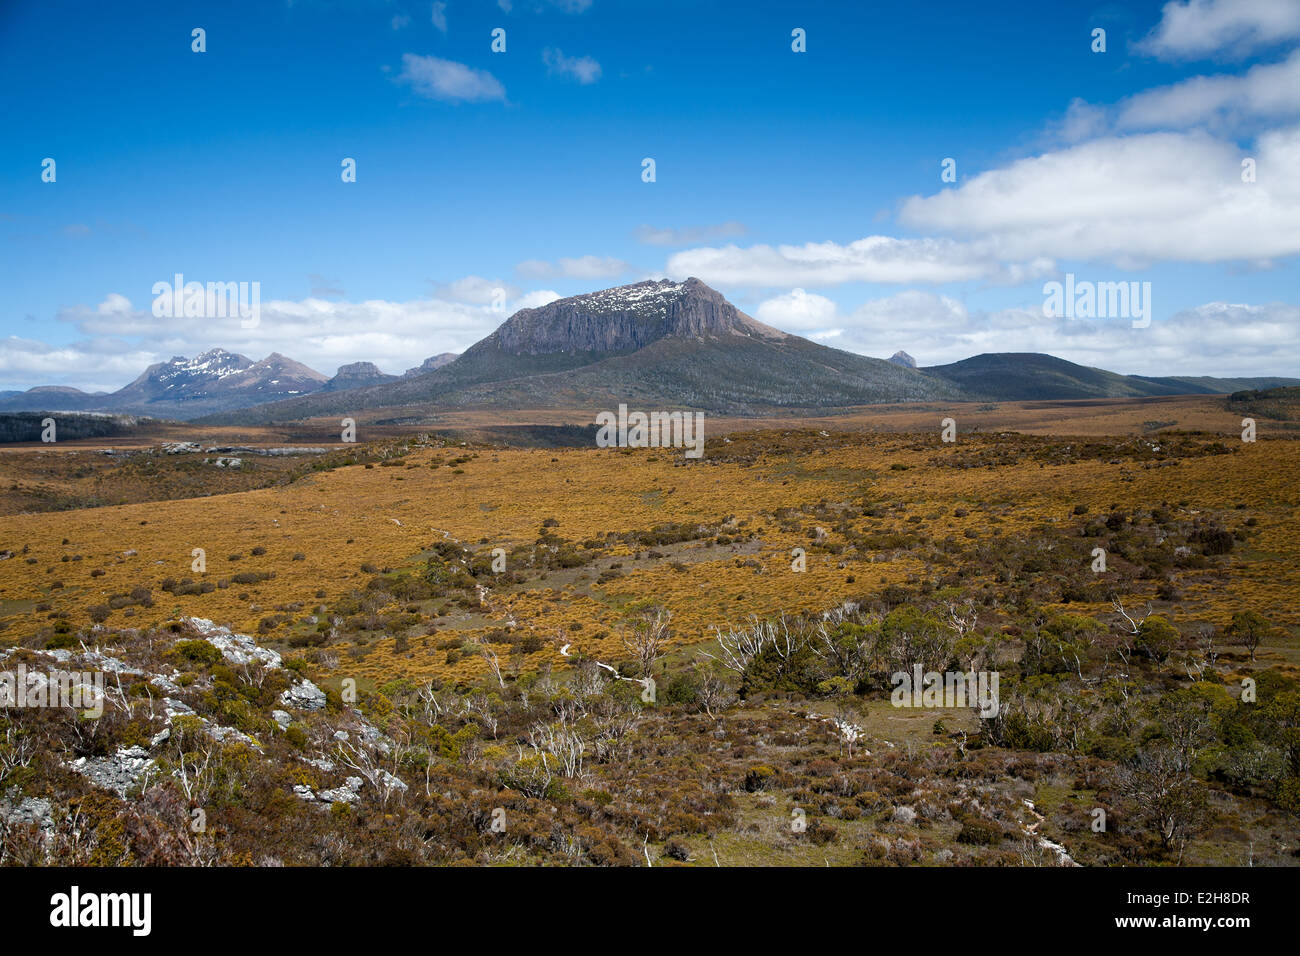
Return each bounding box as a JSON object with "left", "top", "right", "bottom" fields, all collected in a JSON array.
[
  {"left": 744, "top": 765, "right": 778, "bottom": 792},
  {"left": 664, "top": 840, "right": 691, "bottom": 862},
  {"left": 174, "top": 639, "right": 222, "bottom": 666},
  {"left": 956, "top": 815, "right": 1005, "bottom": 845}
]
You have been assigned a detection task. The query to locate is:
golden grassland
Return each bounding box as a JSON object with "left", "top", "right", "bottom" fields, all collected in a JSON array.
[
  {"left": 332, "top": 391, "right": 1295, "bottom": 435},
  {"left": 2, "top": 411, "right": 1298, "bottom": 695}
]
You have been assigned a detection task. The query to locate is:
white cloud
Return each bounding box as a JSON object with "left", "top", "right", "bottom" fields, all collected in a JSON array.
[
  {"left": 754, "top": 289, "right": 839, "bottom": 331},
  {"left": 434, "top": 275, "right": 520, "bottom": 304},
  {"left": 899, "top": 126, "right": 1300, "bottom": 265},
  {"left": 1117, "top": 49, "right": 1300, "bottom": 130},
  {"left": 1056, "top": 98, "right": 1111, "bottom": 143},
  {"left": 431, "top": 2, "right": 447, "bottom": 33},
  {"left": 511, "top": 289, "right": 562, "bottom": 310},
  {"left": 666, "top": 236, "right": 1055, "bottom": 287},
  {"left": 635, "top": 221, "right": 748, "bottom": 246},
  {"left": 396, "top": 54, "right": 505, "bottom": 103},
  {"left": 542, "top": 48, "right": 602, "bottom": 84},
  {"left": 814, "top": 292, "right": 1300, "bottom": 377},
  {"left": 12, "top": 288, "right": 1297, "bottom": 391},
  {"left": 515, "top": 255, "right": 631, "bottom": 279},
  {"left": 8, "top": 290, "right": 551, "bottom": 392},
  {"left": 96, "top": 293, "right": 133, "bottom": 316},
  {"left": 1139, "top": 0, "right": 1300, "bottom": 60},
  {"left": 0, "top": 337, "right": 162, "bottom": 394}
]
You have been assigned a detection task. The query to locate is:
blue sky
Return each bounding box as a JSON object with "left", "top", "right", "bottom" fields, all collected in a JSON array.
[{"left": 2, "top": 0, "right": 1299, "bottom": 390}]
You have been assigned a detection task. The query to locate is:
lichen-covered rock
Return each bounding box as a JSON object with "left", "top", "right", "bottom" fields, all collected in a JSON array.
[
  {"left": 185, "top": 617, "right": 282, "bottom": 669},
  {"left": 70, "top": 745, "right": 154, "bottom": 797},
  {"left": 281, "top": 680, "right": 326, "bottom": 711}
]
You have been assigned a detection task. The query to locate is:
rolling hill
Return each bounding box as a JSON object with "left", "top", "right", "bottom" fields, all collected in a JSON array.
[{"left": 922, "top": 353, "right": 1300, "bottom": 401}]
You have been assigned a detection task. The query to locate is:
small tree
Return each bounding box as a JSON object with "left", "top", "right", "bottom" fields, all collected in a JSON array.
[
  {"left": 1117, "top": 746, "right": 1208, "bottom": 862},
  {"left": 623, "top": 608, "right": 670, "bottom": 679},
  {"left": 1135, "top": 614, "right": 1180, "bottom": 664},
  {"left": 1226, "top": 610, "right": 1270, "bottom": 662}
]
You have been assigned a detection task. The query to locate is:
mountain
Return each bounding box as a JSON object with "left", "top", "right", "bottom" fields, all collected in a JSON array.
[
  {"left": 403, "top": 353, "right": 458, "bottom": 377},
  {"left": 325, "top": 362, "right": 398, "bottom": 391},
  {"left": 1134, "top": 374, "right": 1300, "bottom": 394},
  {"left": 107, "top": 349, "right": 327, "bottom": 416},
  {"left": 923, "top": 353, "right": 1176, "bottom": 401},
  {"left": 889, "top": 350, "right": 918, "bottom": 369},
  {"left": 922, "top": 353, "right": 1300, "bottom": 401},
  {"left": 198, "top": 278, "right": 963, "bottom": 422},
  {"left": 0, "top": 349, "right": 328, "bottom": 419},
  {"left": 5, "top": 281, "right": 1298, "bottom": 424},
  {"left": 0, "top": 385, "right": 108, "bottom": 412}
]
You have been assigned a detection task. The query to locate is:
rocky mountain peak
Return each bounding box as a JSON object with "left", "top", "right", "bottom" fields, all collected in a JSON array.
[
  {"left": 889, "top": 350, "right": 918, "bottom": 368},
  {"left": 483, "top": 277, "right": 785, "bottom": 356},
  {"left": 403, "top": 353, "right": 459, "bottom": 378},
  {"left": 326, "top": 361, "right": 397, "bottom": 391}
]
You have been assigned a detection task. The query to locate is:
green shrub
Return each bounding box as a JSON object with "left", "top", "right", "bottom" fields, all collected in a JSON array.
[{"left": 174, "top": 639, "right": 222, "bottom": 666}]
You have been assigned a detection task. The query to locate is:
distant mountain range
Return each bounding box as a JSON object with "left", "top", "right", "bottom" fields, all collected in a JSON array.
[
  {"left": 3, "top": 279, "right": 1295, "bottom": 422},
  {"left": 0, "top": 348, "right": 461, "bottom": 419}
]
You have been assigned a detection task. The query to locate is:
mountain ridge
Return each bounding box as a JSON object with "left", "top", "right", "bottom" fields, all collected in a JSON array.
[{"left": 4, "top": 281, "right": 1296, "bottom": 421}]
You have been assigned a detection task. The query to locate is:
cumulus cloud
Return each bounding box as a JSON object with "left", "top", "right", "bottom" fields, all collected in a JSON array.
[
  {"left": 5, "top": 289, "right": 553, "bottom": 392},
  {"left": 433, "top": 275, "right": 521, "bottom": 304},
  {"left": 1138, "top": 0, "right": 1300, "bottom": 60},
  {"left": 635, "top": 221, "right": 748, "bottom": 246},
  {"left": 96, "top": 293, "right": 133, "bottom": 316},
  {"left": 542, "top": 48, "right": 602, "bottom": 84},
  {"left": 515, "top": 255, "right": 631, "bottom": 279},
  {"left": 1116, "top": 49, "right": 1300, "bottom": 130},
  {"left": 813, "top": 292, "right": 1300, "bottom": 377},
  {"left": 511, "top": 289, "right": 563, "bottom": 310},
  {"left": 0, "top": 337, "right": 163, "bottom": 394},
  {"left": 431, "top": 2, "right": 447, "bottom": 33},
  {"left": 754, "top": 289, "right": 839, "bottom": 331},
  {"left": 666, "top": 236, "right": 1055, "bottom": 287},
  {"left": 396, "top": 54, "right": 505, "bottom": 103},
  {"left": 899, "top": 126, "right": 1300, "bottom": 265}
]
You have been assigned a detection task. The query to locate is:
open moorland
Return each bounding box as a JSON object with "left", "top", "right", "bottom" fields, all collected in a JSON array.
[{"left": 1, "top": 396, "right": 1297, "bottom": 866}]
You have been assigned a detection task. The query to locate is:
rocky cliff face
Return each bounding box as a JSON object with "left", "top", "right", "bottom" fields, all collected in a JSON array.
[
  {"left": 403, "top": 353, "right": 459, "bottom": 377},
  {"left": 326, "top": 361, "right": 397, "bottom": 391},
  {"left": 481, "top": 277, "right": 785, "bottom": 356}
]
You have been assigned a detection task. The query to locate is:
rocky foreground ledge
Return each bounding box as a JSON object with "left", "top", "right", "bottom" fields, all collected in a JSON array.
[{"left": 0, "top": 616, "right": 401, "bottom": 843}]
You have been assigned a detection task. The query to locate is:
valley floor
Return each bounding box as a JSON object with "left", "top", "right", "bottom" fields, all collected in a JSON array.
[{"left": 1, "top": 409, "right": 1297, "bottom": 865}]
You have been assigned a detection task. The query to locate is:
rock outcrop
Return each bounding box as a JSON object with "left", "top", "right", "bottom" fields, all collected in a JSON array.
[{"left": 477, "top": 277, "right": 786, "bottom": 357}]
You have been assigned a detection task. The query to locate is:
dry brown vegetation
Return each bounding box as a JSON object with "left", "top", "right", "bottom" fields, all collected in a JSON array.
[{"left": 1, "top": 401, "right": 1297, "bottom": 866}]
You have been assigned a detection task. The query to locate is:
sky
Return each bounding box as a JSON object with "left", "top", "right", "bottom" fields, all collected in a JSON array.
[{"left": 2, "top": 0, "right": 1299, "bottom": 392}]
